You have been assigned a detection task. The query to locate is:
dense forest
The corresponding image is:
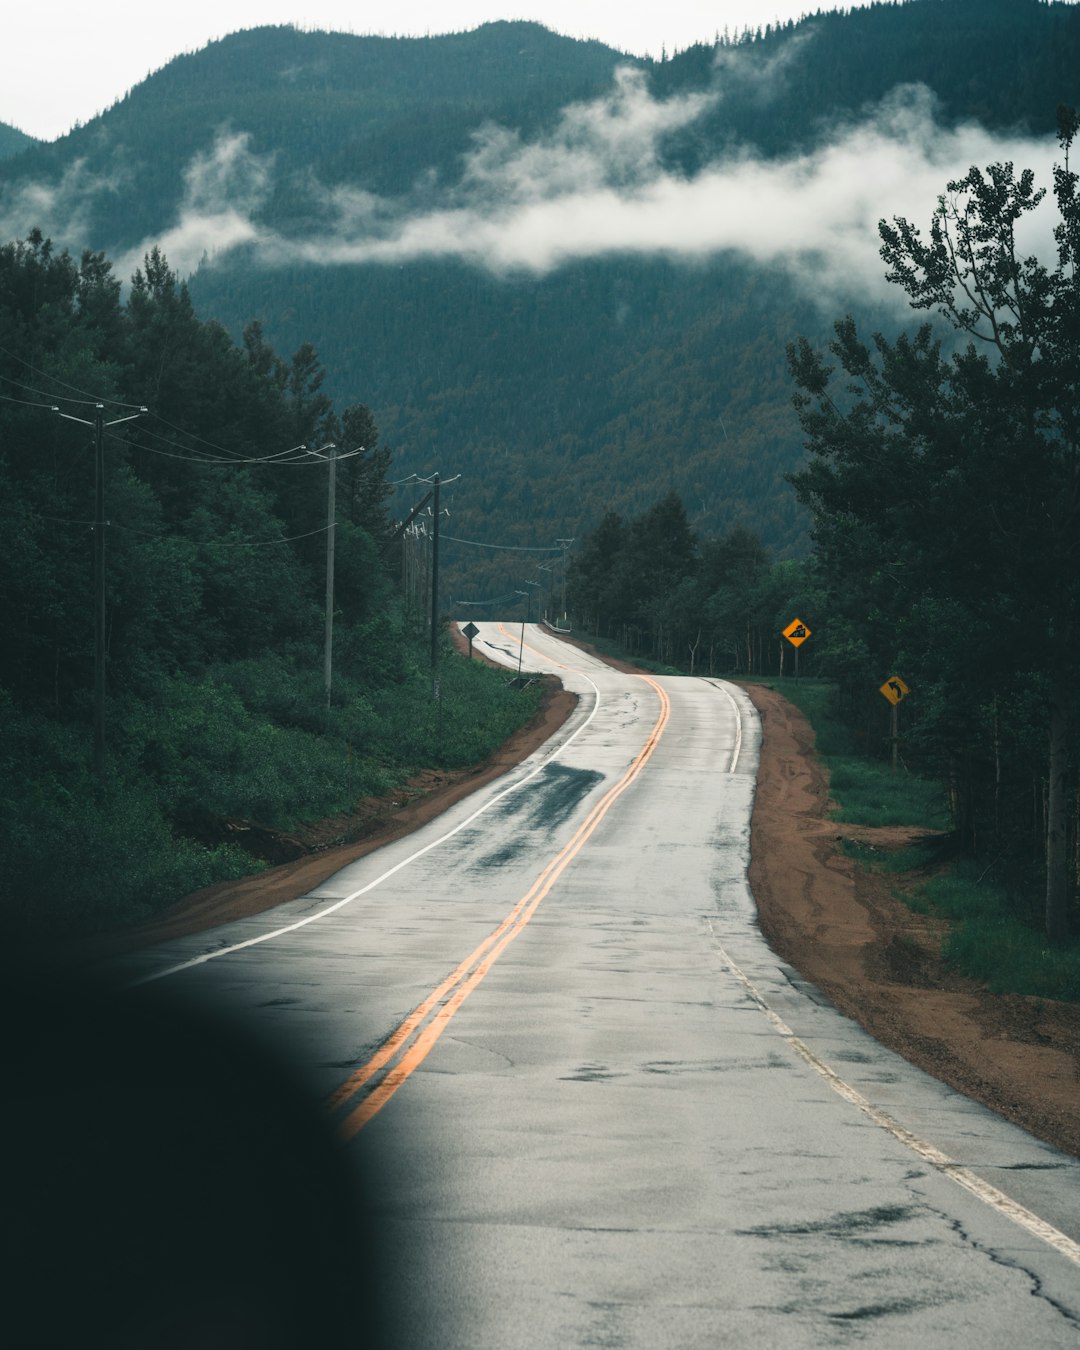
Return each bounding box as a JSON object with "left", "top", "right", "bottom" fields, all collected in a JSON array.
[
  {"left": 0, "top": 3, "right": 1078, "bottom": 601},
  {"left": 0, "top": 123, "right": 32, "bottom": 160},
  {"left": 0, "top": 233, "right": 541, "bottom": 940}
]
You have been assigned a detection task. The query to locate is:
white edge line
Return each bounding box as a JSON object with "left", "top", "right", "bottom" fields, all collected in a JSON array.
[
  {"left": 705, "top": 917, "right": 1080, "bottom": 1269},
  {"left": 133, "top": 664, "right": 603, "bottom": 985},
  {"left": 701, "top": 678, "right": 744, "bottom": 773}
]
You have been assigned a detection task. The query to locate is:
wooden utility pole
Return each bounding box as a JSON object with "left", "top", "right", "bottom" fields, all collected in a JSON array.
[
  {"left": 57, "top": 402, "right": 146, "bottom": 777},
  {"left": 323, "top": 444, "right": 337, "bottom": 708},
  {"left": 93, "top": 405, "right": 106, "bottom": 775},
  {"left": 430, "top": 473, "right": 441, "bottom": 695}
]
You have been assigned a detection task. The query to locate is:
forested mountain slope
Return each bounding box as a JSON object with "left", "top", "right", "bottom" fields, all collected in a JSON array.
[
  {"left": 1, "top": 2, "right": 1078, "bottom": 598},
  {"left": 0, "top": 124, "right": 33, "bottom": 160}
]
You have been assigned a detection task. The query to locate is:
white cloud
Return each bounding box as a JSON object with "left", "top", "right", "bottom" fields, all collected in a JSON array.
[
  {"left": 1, "top": 70, "right": 1064, "bottom": 313},
  {"left": 0, "top": 156, "right": 123, "bottom": 249},
  {"left": 114, "top": 131, "right": 272, "bottom": 278},
  {"left": 248, "top": 80, "right": 1059, "bottom": 312}
]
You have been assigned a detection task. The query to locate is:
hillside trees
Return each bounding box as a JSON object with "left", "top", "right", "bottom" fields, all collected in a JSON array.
[
  {"left": 2, "top": 233, "right": 526, "bottom": 936},
  {"left": 566, "top": 496, "right": 811, "bottom": 677},
  {"left": 788, "top": 109, "right": 1080, "bottom": 941}
]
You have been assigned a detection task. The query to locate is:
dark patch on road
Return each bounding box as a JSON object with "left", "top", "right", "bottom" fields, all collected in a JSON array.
[
  {"left": 561, "top": 1063, "right": 627, "bottom": 1082},
  {"left": 472, "top": 763, "right": 604, "bottom": 871},
  {"left": 738, "top": 1205, "right": 920, "bottom": 1244},
  {"left": 503, "top": 762, "right": 605, "bottom": 829},
  {"left": 828, "top": 1298, "right": 929, "bottom": 1321},
  {"left": 641, "top": 1054, "right": 794, "bottom": 1075}
]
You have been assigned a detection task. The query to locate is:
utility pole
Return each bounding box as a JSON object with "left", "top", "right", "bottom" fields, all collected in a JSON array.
[
  {"left": 93, "top": 405, "right": 106, "bottom": 773},
  {"left": 514, "top": 589, "right": 528, "bottom": 677},
  {"left": 556, "top": 538, "right": 574, "bottom": 625},
  {"left": 58, "top": 402, "right": 146, "bottom": 777},
  {"left": 515, "top": 580, "right": 540, "bottom": 677},
  {"left": 430, "top": 473, "right": 441, "bottom": 695},
  {"left": 323, "top": 443, "right": 337, "bottom": 709}
]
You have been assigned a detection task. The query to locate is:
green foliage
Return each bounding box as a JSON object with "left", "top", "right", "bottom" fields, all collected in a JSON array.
[
  {"left": 920, "top": 865, "right": 1080, "bottom": 1002},
  {"left": 6, "top": 6, "right": 1078, "bottom": 599},
  {"left": 566, "top": 494, "right": 817, "bottom": 677},
  {"left": 826, "top": 758, "right": 948, "bottom": 830},
  {"left": 774, "top": 682, "right": 1077, "bottom": 1000},
  {"left": 0, "top": 693, "right": 258, "bottom": 937},
  {"left": 761, "top": 677, "right": 947, "bottom": 829}
]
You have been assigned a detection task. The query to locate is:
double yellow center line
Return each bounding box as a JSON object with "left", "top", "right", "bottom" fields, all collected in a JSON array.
[{"left": 326, "top": 674, "right": 670, "bottom": 1140}]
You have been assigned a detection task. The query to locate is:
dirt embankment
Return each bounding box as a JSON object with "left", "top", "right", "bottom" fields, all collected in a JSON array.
[
  {"left": 741, "top": 680, "right": 1080, "bottom": 1160},
  {"left": 99, "top": 637, "right": 1080, "bottom": 1158}
]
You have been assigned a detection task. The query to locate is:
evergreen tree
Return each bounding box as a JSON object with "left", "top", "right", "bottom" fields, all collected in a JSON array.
[{"left": 789, "top": 111, "right": 1080, "bottom": 941}]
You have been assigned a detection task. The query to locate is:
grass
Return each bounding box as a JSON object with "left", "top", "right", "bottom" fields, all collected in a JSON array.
[
  {"left": 921, "top": 865, "right": 1080, "bottom": 1001},
  {"left": 840, "top": 837, "right": 941, "bottom": 876}
]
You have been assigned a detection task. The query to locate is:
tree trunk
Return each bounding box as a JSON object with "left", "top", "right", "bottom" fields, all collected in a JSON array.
[{"left": 1045, "top": 676, "right": 1071, "bottom": 944}]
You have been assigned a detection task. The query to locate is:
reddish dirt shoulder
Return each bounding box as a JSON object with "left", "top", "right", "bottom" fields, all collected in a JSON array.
[{"left": 741, "top": 680, "right": 1080, "bottom": 1160}]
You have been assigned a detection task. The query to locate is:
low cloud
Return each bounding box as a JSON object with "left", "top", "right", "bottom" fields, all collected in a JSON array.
[
  {"left": 260, "top": 80, "right": 1059, "bottom": 310},
  {"left": 114, "top": 132, "right": 272, "bottom": 280},
  {"left": 1, "top": 66, "right": 1063, "bottom": 312},
  {"left": 0, "top": 156, "right": 123, "bottom": 251}
]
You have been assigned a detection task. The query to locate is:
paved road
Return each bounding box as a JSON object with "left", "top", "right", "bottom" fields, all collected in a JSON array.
[{"left": 114, "top": 623, "right": 1080, "bottom": 1347}]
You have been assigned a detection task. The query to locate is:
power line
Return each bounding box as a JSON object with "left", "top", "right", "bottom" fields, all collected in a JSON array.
[
  {"left": 454, "top": 591, "right": 523, "bottom": 607},
  {"left": 0, "top": 390, "right": 60, "bottom": 410},
  {"left": 0, "top": 345, "right": 143, "bottom": 408},
  {"left": 441, "top": 533, "right": 564, "bottom": 552},
  {"left": 110, "top": 426, "right": 366, "bottom": 468}
]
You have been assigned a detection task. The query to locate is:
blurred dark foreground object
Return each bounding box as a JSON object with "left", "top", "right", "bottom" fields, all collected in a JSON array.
[{"left": 2, "top": 965, "right": 386, "bottom": 1348}]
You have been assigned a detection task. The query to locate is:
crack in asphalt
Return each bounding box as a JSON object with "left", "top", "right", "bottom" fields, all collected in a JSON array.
[{"left": 935, "top": 1207, "right": 1080, "bottom": 1330}]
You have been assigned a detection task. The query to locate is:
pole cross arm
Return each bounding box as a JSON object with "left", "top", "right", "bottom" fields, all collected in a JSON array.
[{"left": 381, "top": 491, "right": 434, "bottom": 557}]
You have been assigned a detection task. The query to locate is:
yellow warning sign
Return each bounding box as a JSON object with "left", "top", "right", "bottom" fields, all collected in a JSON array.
[
  {"left": 879, "top": 675, "right": 910, "bottom": 706},
  {"left": 783, "top": 618, "right": 812, "bottom": 648}
]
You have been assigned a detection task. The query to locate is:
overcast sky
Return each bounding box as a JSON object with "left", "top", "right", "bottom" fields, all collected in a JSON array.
[{"left": 5, "top": 1, "right": 840, "bottom": 141}]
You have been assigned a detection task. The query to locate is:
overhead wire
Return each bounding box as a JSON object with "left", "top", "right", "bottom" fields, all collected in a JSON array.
[
  {"left": 441, "top": 533, "right": 563, "bottom": 552},
  {"left": 0, "top": 390, "right": 61, "bottom": 410},
  {"left": 0, "top": 343, "right": 145, "bottom": 409},
  {"left": 454, "top": 591, "right": 524, "bottom": 607}
]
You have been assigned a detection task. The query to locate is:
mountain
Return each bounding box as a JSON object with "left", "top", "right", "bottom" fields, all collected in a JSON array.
[
  {"left": 1, "top": 2, "right": 1078, "bottom": 600},
  {"left": 0, "top": 122, "right": 33, "bottom": 160}
]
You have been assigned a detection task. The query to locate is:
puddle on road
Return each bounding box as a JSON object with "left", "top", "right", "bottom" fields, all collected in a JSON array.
[{"left": 471, "top": 763, "right": 604, "bottom": 872}]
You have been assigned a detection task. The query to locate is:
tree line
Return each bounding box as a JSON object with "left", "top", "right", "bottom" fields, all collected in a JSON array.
[{"left": 566, "top": 496, "right": 814, "bottom": 678}]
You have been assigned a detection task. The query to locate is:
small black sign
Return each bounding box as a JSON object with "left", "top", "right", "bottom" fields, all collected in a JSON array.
[{"left": 462, "top": 622, "right": 480, "bottom": 640}]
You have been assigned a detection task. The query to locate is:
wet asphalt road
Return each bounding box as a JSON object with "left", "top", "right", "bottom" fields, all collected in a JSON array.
[{"left": 113, "top": 622, "right": 1080, "bottom": 1347}]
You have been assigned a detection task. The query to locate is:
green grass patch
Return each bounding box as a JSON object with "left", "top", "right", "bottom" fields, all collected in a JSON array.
[
  {"left": 562, "top": 631, "right": 682, "bottom": 676},
  {"left": 840, "top": 837, "right": 941, "bottom": 875},
  {"left": 745, "top": 679, "right": 1078, "bottom": 1001},
  {"left": 826, "top": 756, "right": 948, "bottom": 830},
  {"left": 918, "top": 864, "right": 1080, "bottom": 1001}
]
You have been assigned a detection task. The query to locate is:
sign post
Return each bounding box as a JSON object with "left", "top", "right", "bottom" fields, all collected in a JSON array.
[
  {"left": 782, "top": 617, "right": 812, "bottom": 682},
  {"left": 879, "top": 675, "right": 911, "bottom": 773},
  {"left": 462, "top": 620, "right": 479, "bottom": 659}
]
